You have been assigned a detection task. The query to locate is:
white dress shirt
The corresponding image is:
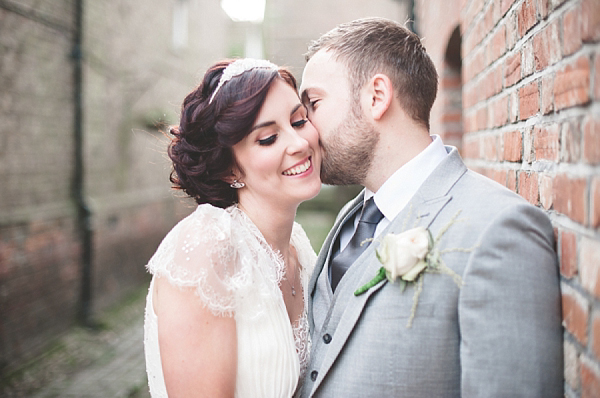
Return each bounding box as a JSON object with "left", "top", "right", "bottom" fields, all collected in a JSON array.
[{"left": 338, "top": 135, "right": 448, "bottom": 252}]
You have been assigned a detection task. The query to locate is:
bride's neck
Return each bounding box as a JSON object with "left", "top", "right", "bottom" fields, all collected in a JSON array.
[{"left": 237, "top": 199, "right": 296, "bottom": 257}]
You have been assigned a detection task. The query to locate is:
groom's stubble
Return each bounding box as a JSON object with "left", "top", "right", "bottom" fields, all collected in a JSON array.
[{"left": 319, "top": 100, "right": 379, "bottom": 186}]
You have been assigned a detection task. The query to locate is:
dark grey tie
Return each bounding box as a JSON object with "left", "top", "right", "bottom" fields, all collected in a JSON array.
[{"left": 330, "top": 197, "right": 384, "bottom": 292}]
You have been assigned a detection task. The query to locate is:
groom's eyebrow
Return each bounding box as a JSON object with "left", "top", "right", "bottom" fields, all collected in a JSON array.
[
  {"left": 301, "top": 87, "right": 322, "bottom": 107},
  {"left": 250, "top": 103, "right": 304, "bottom": 132},
  {"left": 300, "top": 90, "right": 310, "bottom": 105}
]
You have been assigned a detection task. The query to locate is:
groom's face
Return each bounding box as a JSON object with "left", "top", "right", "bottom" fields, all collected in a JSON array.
[{"left": 300, "top": 50, "right": 378, "bottom": 186}]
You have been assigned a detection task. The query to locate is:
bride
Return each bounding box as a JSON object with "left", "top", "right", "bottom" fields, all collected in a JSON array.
[{"left": 144, "top": 58, "right": 322, "bottom": 397}]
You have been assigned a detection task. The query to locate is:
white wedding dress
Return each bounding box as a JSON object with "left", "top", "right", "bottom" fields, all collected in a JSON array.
[{"left": 143, "top": 204, "right": 316, "bottom": 397}]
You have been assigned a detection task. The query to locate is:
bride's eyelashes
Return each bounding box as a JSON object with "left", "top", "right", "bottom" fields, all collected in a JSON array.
[
  {"left": 291, "top": 105, "right": 309, "bottom": 128},
  {"left": 258, "top": 134, "right": 277, "bottom": 146},
  {"left": 292, "top": 119, "right": 308, "bottom": 128}
]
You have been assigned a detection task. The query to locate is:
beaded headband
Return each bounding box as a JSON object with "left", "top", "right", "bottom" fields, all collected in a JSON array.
[{"left": 209, "top": 58, "right": 278, "bottom": 104}]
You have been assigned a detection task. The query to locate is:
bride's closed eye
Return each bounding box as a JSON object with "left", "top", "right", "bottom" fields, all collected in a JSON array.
[
  {"left": 291, "top": 104, "right": 309, "bottom": 128},
  {"left": 258, "top": 134, "right": 277, "bottom": 146},
  {"left": 291, "top": 119, "right": 308, "bottom": 128}
]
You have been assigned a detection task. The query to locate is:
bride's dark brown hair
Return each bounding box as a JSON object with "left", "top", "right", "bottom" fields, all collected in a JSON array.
[{"left": 168, "top": 60, "right": 297, "bottom": 208}]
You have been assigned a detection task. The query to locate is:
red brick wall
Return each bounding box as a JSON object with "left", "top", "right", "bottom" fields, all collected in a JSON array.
[
  {"left": 0, "top": 0, "right": 79, "bottom": 372},
  {"left": 0, "top": 217, "right": 81, "bottom": 370},
  {"left": 418, "top": 0, "right": 600, "bottom": 396}
]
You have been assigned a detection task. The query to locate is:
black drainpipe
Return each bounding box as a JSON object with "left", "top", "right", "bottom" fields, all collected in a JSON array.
[
  {"left": 407, "top": 0, "right": 417, "bottom": 34},
  {"left": 72, "top": 0, "right": 93, "bottom": 327}
]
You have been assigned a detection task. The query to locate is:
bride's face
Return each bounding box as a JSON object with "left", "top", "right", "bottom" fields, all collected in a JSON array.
[{"left": 232, "top": 78, "right": 322, "bottom": 209}]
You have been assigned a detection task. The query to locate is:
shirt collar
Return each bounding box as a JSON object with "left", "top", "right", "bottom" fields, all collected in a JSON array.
[{"left": 365, "top": 135, "right": 447, "bottom": 221}]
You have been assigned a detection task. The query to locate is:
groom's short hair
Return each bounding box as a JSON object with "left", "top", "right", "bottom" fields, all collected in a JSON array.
[{"left": 305, "top": 17, "right": 438, "bottom": 130}]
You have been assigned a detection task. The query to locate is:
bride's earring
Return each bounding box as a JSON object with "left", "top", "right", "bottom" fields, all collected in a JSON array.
[{"left": 230, "top": 179, "right": 245, "bottom": 189}]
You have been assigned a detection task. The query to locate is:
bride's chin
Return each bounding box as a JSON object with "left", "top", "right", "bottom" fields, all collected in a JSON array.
[{"left": 302, "top": 183, "right": 322, "bottom": 202}]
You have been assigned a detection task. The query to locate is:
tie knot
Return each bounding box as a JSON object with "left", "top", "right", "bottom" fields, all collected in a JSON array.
[{"left": 359, "top": 197, "right": 384, "bottom": 225}]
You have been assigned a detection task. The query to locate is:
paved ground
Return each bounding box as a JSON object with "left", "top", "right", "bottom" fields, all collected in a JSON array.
[
  {"left": 0, "top": 210, "right": 336, "bottom": 398},
  {"left": 31, "top": 321, "right": 149, "bottom": 398},
  {"left": 1, "top": 286, "right": 151, "bottom": 398}
]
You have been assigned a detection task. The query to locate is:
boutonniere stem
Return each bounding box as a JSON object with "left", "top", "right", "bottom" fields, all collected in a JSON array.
[{"left": 354, "top": 267, "right": 386, "bottom": 296}]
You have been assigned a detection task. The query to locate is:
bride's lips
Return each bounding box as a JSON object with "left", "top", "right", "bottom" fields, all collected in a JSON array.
[{"left": 282, "top": 157, "right": 312, "bottom": 176}]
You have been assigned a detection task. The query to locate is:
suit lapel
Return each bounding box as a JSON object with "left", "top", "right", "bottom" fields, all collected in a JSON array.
[
  {"left": 309, "top": 147, "right": 468, "bottom": 395},
  {"left": 307, "top": 192, "right": 365, "bottom": 333}
]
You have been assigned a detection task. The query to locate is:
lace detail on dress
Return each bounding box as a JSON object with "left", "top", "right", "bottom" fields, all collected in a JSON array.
[
  {"left": 232, "top": 206, "right": 286, "bottom": 290},
  {"left": 290, "top": 224, "right": 316, "bottom": 383},
  {"left": 293, "top": 311, "right": 311, "bottom": 380},
  {"left": 146, "top": 204, "right": 301, "bottom": 319},
  {"left": 146, "top": 204, "right": 242, "bottom": 316}
]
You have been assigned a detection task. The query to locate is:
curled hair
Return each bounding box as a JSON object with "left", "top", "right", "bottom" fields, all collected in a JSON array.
[
  {"left": 305, "top": 17, "right": 438, "bottom": 130},
  {"left": 168, "top": 60, "right": 297, "bottom": 208}
]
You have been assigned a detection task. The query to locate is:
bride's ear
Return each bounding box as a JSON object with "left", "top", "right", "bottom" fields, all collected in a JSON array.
[
  {"left": 366, "top": 74, "right": 393, "bottom": 121},
  {"left": 223, "top": 166, "right": 244, "bottom": 186}
]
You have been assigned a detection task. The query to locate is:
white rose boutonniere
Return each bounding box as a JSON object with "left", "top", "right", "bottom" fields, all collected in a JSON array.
[
  {"left": 353, "top": 226, "right": 432, "bottom": 296},
  {"left": 354, "top": 211, "right": 473, "bottom": 327},
  {"left": 378, "top": 226, "right": 430, "bottom": 282}
]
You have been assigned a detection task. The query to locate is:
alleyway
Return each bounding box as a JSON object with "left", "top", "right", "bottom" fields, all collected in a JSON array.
[{"left": 2, "top": 286, "right": 151, "bottom": 398}]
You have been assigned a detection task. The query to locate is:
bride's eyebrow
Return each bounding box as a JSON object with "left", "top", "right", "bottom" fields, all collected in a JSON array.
[
  {"left": 290, "top": 103, "right": 304, "bottom": 116},
  {"left": 250, "top": 104, "right": 304, "bottom": 132}
]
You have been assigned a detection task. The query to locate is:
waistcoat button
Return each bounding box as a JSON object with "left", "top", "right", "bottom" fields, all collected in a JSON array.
[{"left": 310, "top": 370, "right": 318, "bottom": 381}]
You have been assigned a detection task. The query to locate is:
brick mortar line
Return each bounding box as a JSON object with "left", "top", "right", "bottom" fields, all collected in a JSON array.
[
  {"left": 560, "top": 280, "right": 600, "bottom": 339},
  {"left": 464, "top": 152, "right": 600, "bottom": 174},
  {"left": 548, "top": 208, "right": 600, "bottom": 234},
  {"left": 463, "top": 107, "right": 599, "bottom": 136}
]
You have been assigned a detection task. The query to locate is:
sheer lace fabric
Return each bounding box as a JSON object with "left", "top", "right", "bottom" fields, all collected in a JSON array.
[{"left": 144, "top": 204, "right": 316, "bottom": 397}]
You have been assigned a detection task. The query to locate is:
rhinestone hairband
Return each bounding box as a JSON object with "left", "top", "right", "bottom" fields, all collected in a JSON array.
[{"left": 209, "top": 58, "right": 278, "bottom": 104}]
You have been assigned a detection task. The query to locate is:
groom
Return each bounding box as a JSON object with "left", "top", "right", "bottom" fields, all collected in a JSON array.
[{"left": 297, "top": 18, "right": 563, "bottom": 397}]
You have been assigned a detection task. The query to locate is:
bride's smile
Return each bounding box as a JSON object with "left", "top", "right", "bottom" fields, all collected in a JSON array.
[{"left": 282, "top": 156, "right": 313, "bottom": 176}]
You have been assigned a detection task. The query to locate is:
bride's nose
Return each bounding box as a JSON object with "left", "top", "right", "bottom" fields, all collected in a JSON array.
[{"left": 285, "top": 129, "right": 310, "bottom": 155}]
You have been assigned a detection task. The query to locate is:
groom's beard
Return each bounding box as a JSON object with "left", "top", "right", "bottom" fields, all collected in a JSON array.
[{"left": 320, "top": 105, "right": 379, "bottom": 186}]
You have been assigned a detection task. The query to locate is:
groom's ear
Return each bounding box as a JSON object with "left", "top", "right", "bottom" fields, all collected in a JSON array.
[{"left": 367, "top": 74, "right": 393, "bottom": 121}]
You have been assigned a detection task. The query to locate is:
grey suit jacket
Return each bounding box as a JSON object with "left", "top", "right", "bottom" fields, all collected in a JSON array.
[{"left": 298, "top": 147, "right": 563, "bottom": 397}]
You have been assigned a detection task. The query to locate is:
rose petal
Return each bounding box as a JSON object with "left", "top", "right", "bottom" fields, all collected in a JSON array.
[
  {"left": 401, "top": 260, "right": 427, "bottom": 282},
  {"left": 378, "top": 227, "right": 431, "bottom": 281}
]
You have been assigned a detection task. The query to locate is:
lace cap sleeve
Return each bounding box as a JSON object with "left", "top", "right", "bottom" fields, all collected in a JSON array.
[{"left": 146, "top": 204, "right": 247, "bottom": 317}]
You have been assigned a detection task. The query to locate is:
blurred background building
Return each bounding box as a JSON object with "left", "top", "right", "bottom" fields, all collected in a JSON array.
[{"left": 1, "top": 0, "right": 599, "bottom": 396}]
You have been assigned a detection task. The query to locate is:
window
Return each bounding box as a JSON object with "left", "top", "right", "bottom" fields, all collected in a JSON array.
[{"left": 172, "top": 0, "right": 189, "bottom": 50}]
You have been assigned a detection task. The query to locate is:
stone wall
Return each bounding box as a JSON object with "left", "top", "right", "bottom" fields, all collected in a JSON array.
[{"left": 0, "top": 0, "right": 228, "bottom": 372}]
